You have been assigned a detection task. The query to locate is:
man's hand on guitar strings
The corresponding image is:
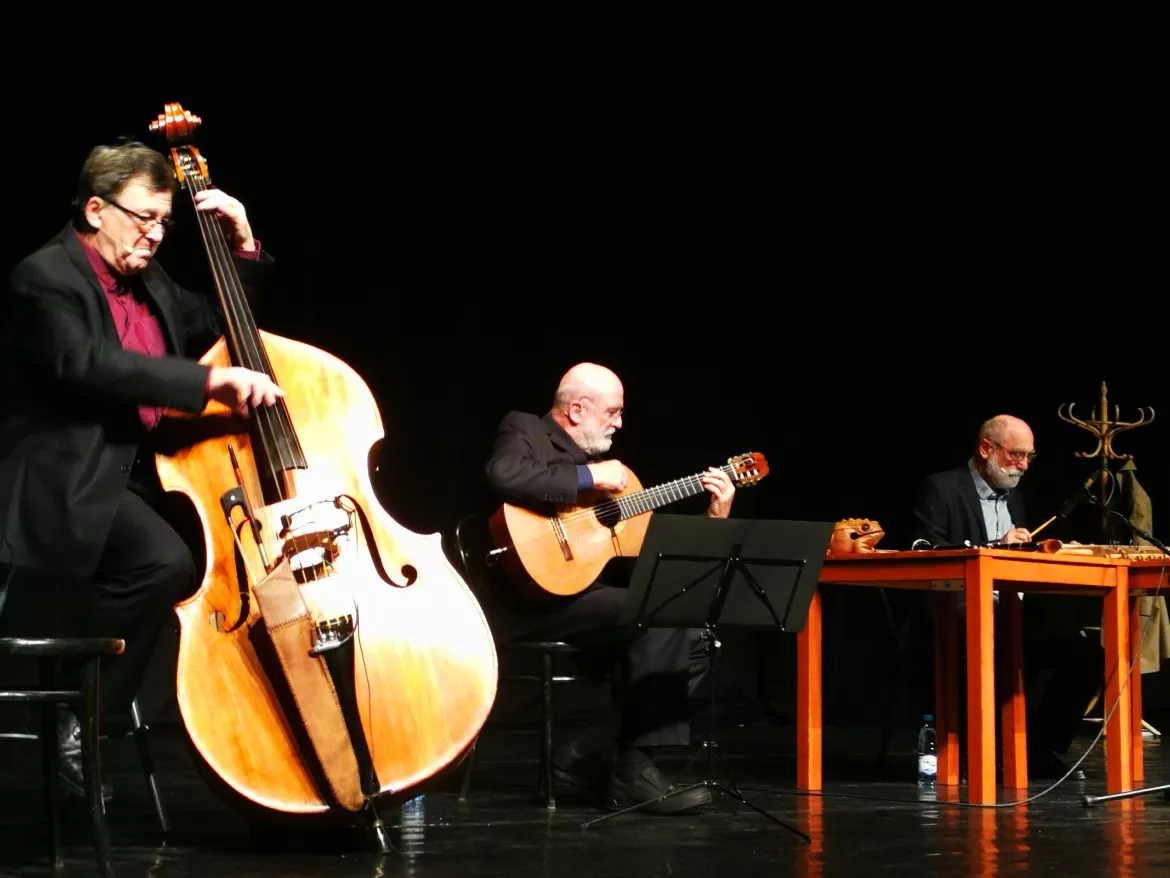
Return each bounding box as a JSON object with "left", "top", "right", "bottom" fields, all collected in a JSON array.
[{"left": 587, "top": 460, "right": 628, "bottom": 493}]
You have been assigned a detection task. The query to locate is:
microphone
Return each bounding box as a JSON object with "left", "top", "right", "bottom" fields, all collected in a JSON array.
[
  {"left": 1057, "top": 472, "right": 1100, "bottom": 518},
  {"left": 99, "top": 224, "right": 144, "bottom": 255}
]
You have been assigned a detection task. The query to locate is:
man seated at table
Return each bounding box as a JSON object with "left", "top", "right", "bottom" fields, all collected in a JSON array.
[{"left": 911, "top": 414, "right": 1103, "bottom": 778}]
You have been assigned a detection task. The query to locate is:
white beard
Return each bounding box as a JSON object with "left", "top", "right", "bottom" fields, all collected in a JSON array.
[
  {"left": 985, "top": 458, "right": 1024, "bottom": 490},
  {"left": 578, "top": 424, "right": 615, "bottom": 457}
]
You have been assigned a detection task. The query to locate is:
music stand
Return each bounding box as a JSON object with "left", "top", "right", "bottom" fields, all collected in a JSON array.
[{"left": 581, "top": 514, "right": 833, "bottom": 838}]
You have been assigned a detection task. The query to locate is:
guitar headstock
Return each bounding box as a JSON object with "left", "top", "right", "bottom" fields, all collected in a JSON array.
[{"left": 728, "top": 452, "right": 769, "bottom": 486}]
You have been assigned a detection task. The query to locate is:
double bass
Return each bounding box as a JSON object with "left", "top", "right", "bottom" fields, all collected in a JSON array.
[{"left": 147, "top": 103, "right": 498, "bottom": 848}]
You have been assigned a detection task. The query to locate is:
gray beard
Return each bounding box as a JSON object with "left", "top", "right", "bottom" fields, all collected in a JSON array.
[
  {"left": 984, "top": 459, "right": 1024, "bottom": 490},
  {"left": 577, "top": 425, "right": 614, "bottom": 457}
]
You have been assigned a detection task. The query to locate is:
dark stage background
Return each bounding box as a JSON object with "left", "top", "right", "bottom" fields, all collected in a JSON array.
[{"left": 2, "top": 88, "right": 1166, "bottom": 734}]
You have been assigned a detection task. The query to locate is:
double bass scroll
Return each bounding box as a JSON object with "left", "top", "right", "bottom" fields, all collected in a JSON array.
[{"left": 148, "top": 102, "right": 498, "bottom": 840}]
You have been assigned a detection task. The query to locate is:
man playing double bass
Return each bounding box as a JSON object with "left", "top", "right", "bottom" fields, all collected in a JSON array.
[
  {"left": 481, "top": 361, "right": 737, "bottom": 815},
  {"left": 0, "top": 140, "right": 283, "bottom": 800}
]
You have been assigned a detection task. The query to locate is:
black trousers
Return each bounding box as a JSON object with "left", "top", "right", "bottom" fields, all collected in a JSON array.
[
  {"left": 2, "top": 463, "right": 197, "bottom": 730},
  {"left": 484, "top": 579, "right": 704, "bottom": 750},
  {"left": 1022, "top": 623, "right": 1105, "bottom": 755},
  {"left": 64, "top": 482, "right": 196, "bottom": 726}
]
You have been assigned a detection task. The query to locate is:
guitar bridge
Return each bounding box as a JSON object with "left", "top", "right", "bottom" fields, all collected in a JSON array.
[{"left": 550, "top": 516, "right": 573, "bottom": 562}]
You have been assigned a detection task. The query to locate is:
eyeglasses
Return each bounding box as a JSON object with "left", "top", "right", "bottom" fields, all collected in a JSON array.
[
  {"left": 103, "top": 196, "right": 175, "bottom": 234},
  {"left": 580, "top": 397, "right": 623, "bottom": 423},
  {"left": 992, "top": 440, "right": 1037, "bottom": 464}
]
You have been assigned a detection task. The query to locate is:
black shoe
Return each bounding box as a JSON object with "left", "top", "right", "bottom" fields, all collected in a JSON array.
[
  {"left": 57, "top": 709, "right": 113, "bottom": 802},
  {"left": 553, "top": 740, "right": 608, "bottom": 790},
  {"left": 605, "top": 764, "right": 712, "bottom": 815}
]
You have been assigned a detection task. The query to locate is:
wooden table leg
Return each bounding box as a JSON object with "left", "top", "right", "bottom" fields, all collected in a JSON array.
[
  {"left": 933, "top": 593, "right": 959, "bottom": 785},
  {"left": 965, "top": 555, "right": 996, "bottom": 805},
  {"left": 1130, "top": 594, "right": 1144, "bottom": 784},
  {"left": 1102, "top": 574, "right": 1133, "bottom": 794},
  {"left": 1000, "top": 589, "right": 1027, "bottom": 789},
  {"left": 797, "top": 586, "right": 822, "bottom": 790}
]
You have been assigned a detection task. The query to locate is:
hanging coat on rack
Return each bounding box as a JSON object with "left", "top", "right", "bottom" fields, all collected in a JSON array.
[{"left": 1105, "top": 459, "right": 1170, "bottom": 673}]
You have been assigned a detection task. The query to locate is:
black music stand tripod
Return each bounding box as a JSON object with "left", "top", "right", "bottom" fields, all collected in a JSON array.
[{"left": 580, "top": 514, "right": 833, "bottom": 840}]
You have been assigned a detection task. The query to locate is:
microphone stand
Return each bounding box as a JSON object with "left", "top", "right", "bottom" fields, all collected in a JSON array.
[{"left": 1080, "top": 498, "right": 1170, "bottom": 807}]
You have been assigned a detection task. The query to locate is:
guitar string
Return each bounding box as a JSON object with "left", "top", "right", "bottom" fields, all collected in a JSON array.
[
  {"left": 553, "top": 463, "right": 745, "bottom": 526},
  {"left": 498, "top": 463, "right": 763, "bottom": 559},
  {"left": 552, "top": 464, "right": 743, "bottom": 528}
]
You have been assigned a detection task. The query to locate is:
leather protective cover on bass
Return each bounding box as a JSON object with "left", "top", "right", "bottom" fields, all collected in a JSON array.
[{"left": 252, "top": 557, "right": 364, "bottom": 811}]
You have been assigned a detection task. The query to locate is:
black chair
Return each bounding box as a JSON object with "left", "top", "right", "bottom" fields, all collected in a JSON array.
[
  {"left": 450, "top": 515, "right": 603, "bottom": 810},
  {"left": 0, "top": 568, "right": 172, "bottom": 877},
  {"left": 0, "top": 634, "right": 123, "bottom": 878},
  {"left": 0, "top": 694, "right": 170, "bottom": 835}
]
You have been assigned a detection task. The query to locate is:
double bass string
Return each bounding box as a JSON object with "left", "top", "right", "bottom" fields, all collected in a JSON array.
[
  {"left": 186, "top": 171, "right": 332, "bottom": 585},
  {"left": 184, "top": 174, "right": 287, "bottom": 507},
  {"left": 183, "top": 171, "right": 299, "bottom": 579},
  {"left": 186, "top": 175, "right": 307, "bottom": 472}
]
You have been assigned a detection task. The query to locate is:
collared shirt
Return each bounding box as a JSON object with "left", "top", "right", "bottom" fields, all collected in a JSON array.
[
  {"left": 968, "top": 458, "right": 1023, "bottom": 602},
  {"left": 968, "top": 458, "right": 1013, "bottom": 541},
  {"left": 76, "top": 231, "right": 169, "bottom": 430},
  {"left": 74, "top": 229, "right": 261, "bottom": 430}
]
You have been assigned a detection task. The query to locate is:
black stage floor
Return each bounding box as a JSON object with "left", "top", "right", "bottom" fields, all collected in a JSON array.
[{"left": 2, "top": 708, "right": 1168, "bottom": 877}]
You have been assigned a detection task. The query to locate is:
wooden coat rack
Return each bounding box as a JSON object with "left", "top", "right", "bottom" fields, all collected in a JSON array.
[{"left": 1057, "top": 380, "right": 1155, "bottom": 518}]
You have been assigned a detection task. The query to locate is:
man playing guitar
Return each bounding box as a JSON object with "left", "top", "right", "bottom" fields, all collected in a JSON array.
[{"left": 481, "top": 362, "right": 735, "bottom": 815}]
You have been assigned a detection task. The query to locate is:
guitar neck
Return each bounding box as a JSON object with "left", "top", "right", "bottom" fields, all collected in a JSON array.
[{"left": 612, "top": 463, "right": 735, "bottom": 520}]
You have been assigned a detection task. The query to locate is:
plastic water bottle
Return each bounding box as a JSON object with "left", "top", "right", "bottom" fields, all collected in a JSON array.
[{"left": 917, "top": 714, "right": 937, "bottom": 785}]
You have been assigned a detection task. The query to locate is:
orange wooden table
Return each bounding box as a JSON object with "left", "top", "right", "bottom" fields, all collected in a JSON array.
[
  {"left": 1118, "top": 556, "right": 1170, "bottom": 785},
  {"left": 796, "top": 548, "right": 1133, "bottom": 805}
]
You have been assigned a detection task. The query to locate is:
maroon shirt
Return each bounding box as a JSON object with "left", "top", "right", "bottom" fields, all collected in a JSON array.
[{"left": 75, "top": 230, "right": 261, "bottom": 430}]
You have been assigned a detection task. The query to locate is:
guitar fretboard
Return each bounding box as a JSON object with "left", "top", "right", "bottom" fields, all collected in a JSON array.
[{"left": 612, "top": 463, "right": 736, "bottom": 519}]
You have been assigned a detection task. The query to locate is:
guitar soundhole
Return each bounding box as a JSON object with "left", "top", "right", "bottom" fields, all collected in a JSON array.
[{"left": 595, "top": 504, "right": 621, "bottom": 530}]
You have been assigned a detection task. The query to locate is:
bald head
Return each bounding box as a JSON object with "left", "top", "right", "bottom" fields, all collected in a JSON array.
[
  {"left": 554, "top": 362, "right": 623, "bottom": 408},
  {"left": 550, "top": 362, "right": 624, "bottom": 456},
  {"left": 977, "top": 415, "right": 1032, "bottom": 450}
]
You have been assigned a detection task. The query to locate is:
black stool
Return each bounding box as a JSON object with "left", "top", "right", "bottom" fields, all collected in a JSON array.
[
  {"left": 0, "top": 695, "right": 170, "bottom": 833},
  {"left": 449, "top": 515, "right": 607, "bottom": 810},
  {"left": 0, "top": 635, "right": 124, "bottom": 878},
  {"left": 459, "top": 639, "right": 592, "bottom": 810}
]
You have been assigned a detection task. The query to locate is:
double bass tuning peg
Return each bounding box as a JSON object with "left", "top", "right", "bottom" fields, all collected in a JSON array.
[{"left": 149, "top": 103, "right": 202, "bottom": 143}]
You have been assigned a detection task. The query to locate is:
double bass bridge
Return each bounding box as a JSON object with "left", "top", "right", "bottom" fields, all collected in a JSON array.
[{"left": 277, "top": 497, "right": 357, "bottom": 583}]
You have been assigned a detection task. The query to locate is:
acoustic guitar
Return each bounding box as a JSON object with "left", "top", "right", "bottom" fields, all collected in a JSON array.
[{"left": 486, "top": 452, "right": 769, "bottom": 598}]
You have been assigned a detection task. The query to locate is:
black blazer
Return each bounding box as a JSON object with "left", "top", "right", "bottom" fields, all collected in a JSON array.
[
  {"left": 0, "top": 223, "right": 274, "bottom": 578},
  {"left": 911, "top": 463, "right": 1026, "bottom": 547},
  {"left": 483, "top": 410, "right": 590, "bottom": 512}
]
